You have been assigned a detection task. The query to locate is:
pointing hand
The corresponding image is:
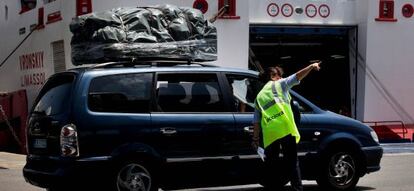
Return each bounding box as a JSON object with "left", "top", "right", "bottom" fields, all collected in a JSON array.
[{"left": 311, "top": 62, "right": 321, "bottom": 71}]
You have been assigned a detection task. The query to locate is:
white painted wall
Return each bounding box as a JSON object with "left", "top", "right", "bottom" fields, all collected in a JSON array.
[
  {"left": 354, "top": 0, "right": 369, "bottom": 121},
  {"left": 0, "top": 0, "right": 250, "bottom": 108},
  {"left": 2, "top": 0, "right": 414, "bottom": 125},
  {"left": 0, "top": 0, "right": 75, "bottom": 107},
  {"left": 363, "top": 0, "right": 414, "bottom": 124},
  {"left": 249, "top": 0, "right": 357, "bottom": 25},
  {"left": 0, "top": 1, "right": 5, "bottom": 66},
  {"left": 214, "top": 0, "right": 249, "bottom": 69},
  {"left": 0, "top": 1, "right": 46, "bottom": 107}
]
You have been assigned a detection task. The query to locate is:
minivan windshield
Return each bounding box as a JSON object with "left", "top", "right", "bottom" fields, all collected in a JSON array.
[{"left": 33, "top": 74, "right": 75, "bottom": 116}]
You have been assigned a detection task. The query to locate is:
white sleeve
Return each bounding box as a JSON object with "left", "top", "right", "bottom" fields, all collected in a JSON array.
[{"left": 284, "top": 74, "right": 300, "bottom": 90}]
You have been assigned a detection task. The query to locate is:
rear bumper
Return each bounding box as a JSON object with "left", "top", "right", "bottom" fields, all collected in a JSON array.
[
  {"left": 362, "top": 145, "right": 383, "bottom": 173},
  {"left": 23, "top": 155, "right": 112, "bottom": 188}
]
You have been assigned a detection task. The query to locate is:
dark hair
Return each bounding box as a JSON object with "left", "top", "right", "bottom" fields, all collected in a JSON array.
[{"left": 267, "top": 66, "right": 284, "bottom": 80}]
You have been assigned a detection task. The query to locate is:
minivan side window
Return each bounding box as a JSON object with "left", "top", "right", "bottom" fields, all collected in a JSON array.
[
  {"left": 291, "top": 96, "right": 313, "bottom": 114},
  {"left": 156, "top": 73, "right": 224, "bottom": 112},
  {"left": 88, "top": 73, "right": 153, "bottom": 113},
  {"left": 226, "top": 74, "right": 264, "bottom": 112}
]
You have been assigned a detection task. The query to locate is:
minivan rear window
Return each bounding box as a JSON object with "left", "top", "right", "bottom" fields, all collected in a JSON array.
[
  {"left": 33, "top": 74, "right": 75, "bottom": 116},
  {"left": 88, "top": 73, "right": 153, "bottom": 113}
]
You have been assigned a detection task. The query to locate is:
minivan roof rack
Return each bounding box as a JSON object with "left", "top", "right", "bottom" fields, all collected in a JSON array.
[{"left": 91, "top": 60, "right": 217, "bottom": 69}]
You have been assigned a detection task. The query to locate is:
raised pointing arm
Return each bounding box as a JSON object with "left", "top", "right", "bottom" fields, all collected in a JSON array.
[{"left": 296, "top": 62, "right": 321, "bottom": 81}]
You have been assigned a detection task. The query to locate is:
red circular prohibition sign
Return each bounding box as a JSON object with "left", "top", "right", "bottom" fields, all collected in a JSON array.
[
  {"left": 318, "top": 4, "right": 330, "bottom": 18},
  {"left": 402, "top": 4, "right": 414, "bottom": 18},
  {"left": 267, "top": 3, "right": 280, "bottom": 17},
  {"left": 193, "top": 0, "right": 208, "bottom": 14},
  {"left": 281, "top": 3, "right": 294, "bottom": 17},
  {"left": 305, "top": 4, "right": 317, "bottom": 18}
]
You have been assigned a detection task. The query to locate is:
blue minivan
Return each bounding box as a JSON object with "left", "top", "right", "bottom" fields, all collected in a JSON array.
[{"left": 23, "top": 62, "right": 382, "bottom": 191}]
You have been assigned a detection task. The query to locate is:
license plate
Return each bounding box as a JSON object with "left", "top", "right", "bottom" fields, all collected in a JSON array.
[{"left": 33, "top": 139, "right": 47, "bottom": 149}]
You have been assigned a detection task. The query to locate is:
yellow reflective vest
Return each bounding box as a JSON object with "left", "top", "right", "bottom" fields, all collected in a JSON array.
[{"left": 256, "top": 81, "right": 300, "bottom": 148}]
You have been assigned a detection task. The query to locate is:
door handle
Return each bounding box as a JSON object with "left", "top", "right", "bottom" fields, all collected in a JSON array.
[
  {"left": 160, "top": 127, "right": 177, "bottom": 136},
  {"left": 243, "top": 126, "right": 254, "bottom": 134}
]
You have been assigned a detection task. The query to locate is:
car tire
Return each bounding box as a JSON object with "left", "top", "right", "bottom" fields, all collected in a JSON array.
[
  {"left": 114, "top": 159, "right": 158, "bottom": 191},
  {"left": 317, "top": 149, "right": 360, "bottom": 191}
]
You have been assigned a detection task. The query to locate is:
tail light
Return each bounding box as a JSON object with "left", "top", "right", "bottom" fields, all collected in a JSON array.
[{"left": 60, "top": 124, "right": 79, "bottom": 157}]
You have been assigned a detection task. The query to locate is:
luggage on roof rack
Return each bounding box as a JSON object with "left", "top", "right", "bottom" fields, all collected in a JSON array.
[{"left": 70, "top": 5, "right": 217, "bottom": 65}]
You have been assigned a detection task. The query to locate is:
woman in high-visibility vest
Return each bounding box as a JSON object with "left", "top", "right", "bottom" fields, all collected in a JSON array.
[{"left": 252, "top": 62, "right": 320, "bottom": 191}]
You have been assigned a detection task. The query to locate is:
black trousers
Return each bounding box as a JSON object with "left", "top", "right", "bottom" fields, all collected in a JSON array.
[{"left": 264, "top": 135, "right": 303, "bottom": 191}]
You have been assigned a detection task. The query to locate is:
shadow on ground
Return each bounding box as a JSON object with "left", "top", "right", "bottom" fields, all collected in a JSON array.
[{"left": 193, "top": 185, "right": 375, "bottom": 191}]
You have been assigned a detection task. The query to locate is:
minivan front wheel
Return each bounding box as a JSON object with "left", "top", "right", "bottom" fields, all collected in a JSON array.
[
  {"left": 115, "top": 161, "right": 155, "bottom": 191},
  {"left": 317, "top": 150, "right": 360, "bottom": 191}
]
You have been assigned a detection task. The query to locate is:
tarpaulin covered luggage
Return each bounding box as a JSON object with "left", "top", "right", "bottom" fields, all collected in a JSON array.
[{"left": 70, "top": 5, "right": 217, "bottom": 65}]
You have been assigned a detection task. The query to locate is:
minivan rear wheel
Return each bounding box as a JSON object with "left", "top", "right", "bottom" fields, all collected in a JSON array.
[
  {"left": 114, "top": 160, "right": 157, "bottom": 191},
  {"left": 317, "top": 150, "right": 360, "bottom": 191}
]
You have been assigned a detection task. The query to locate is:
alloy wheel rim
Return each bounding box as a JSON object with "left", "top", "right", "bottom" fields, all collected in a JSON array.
[
  {"left": 117, "top": 163, "right": 151, "bottom": 191},
  {"left": 328, "top": 152, "right": 355, "bottom": 186}
]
